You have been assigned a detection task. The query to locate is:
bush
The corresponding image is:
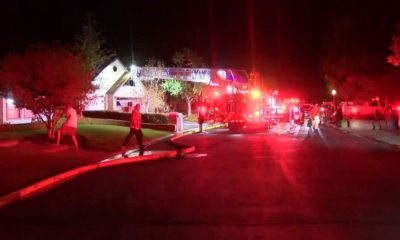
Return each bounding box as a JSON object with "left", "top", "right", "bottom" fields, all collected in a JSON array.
[
  {"left": 185, "top": 114, "right": 198, "bottom": 122},
  {"left": 82, "top": 111, "right": 169, "bottom": 124}
]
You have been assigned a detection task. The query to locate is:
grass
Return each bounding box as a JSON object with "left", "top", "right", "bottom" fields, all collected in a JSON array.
[
  {"left": 77, "top": 124, "right": 170, "bottom": 151},
  {"left": 0, "top": 124, "right": 171, "bottom": 196}
]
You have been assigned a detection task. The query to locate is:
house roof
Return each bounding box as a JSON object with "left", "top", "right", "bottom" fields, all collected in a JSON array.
[
  {"left": 106, "top": 71, "right": 130, "bottom": 95},
  {"left": 94, "top": 58, "right": 127, "bottom": 80}
]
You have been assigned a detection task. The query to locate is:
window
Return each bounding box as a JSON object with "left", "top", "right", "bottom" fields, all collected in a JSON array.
[{"left": 124, "top": 79, "right": 135, "bottom": 86}]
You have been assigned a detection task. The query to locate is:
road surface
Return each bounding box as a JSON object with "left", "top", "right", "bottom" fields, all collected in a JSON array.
[{"left": 1, "top": 126, "right": 400, "bottom": 239}]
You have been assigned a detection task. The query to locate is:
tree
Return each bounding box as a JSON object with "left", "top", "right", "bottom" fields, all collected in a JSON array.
[
  {"left": 73, "top": 12, "right": 114, "bottom": 74},
  {"left": 161, "top": 79, "right": 183, "bottom": 97},
  {"left": 388, "top": 34, "right": 400, "bottom": 67},
  {"left": 142, "top": 58, "right": 166, "bottom": 113},
  {"left": 172, "top": 48, "right": 206, "bottom": 68},
  {"left": 322, "top": 10, "right": 397, "bottom": 102},
  {"left": 0, "top": 44, "right": 93, "bottom": 138},
  {"left": 169, "top": 48, "right": 207, "bottom": 115}
]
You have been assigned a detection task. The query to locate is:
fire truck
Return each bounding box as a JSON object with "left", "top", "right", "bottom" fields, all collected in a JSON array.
[{"left": 208, "top": 85, "right": 280, "bottom": 131}]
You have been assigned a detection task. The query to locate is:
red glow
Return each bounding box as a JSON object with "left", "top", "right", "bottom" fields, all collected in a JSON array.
[
  {"left": 215, "top": 107, "right": 219, "bottom": 111},
  {"left": 352, "top": 108, "right": 358, "bottom": 113},
  {"left": 227, "top": 86, "right": 233, "bottom": 93},
  {"left": 397, "top": 106, "right": 400, "bottom": 111},
  {"left": 214, "top": 91, "right": 220, "bottom": 96}
]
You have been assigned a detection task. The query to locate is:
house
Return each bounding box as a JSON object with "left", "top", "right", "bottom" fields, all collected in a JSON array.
[
  {"left": 1, "top": 58, "right": 145, "bottom": 124},
  {"left": 0, "top": 97, "right": 34, "bottom": 124},
  {"left": 85, "top": 58, "right": 145, "bottom": 112}
]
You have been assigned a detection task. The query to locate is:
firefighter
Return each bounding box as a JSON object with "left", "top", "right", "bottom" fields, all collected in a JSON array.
[{"left": 197, "top": 102, "right": 208, "bottom": 133}]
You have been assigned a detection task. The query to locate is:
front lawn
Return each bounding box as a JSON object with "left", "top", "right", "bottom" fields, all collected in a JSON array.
[{"left": 0, "top": 124, "right": 170, "bottom": 196}]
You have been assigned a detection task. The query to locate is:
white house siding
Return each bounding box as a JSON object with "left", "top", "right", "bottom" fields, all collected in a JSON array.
[
  {"left": 86, "top": 59, "right": 131, "bottom": 111},
  {"left": 0, "top": 97, "right": 33, "bottom": 124},
  {"left": 112, "top": 80, "right": 145, "bottom": 111},
  {"left": 85, "top": 95, "right": 105, "bottom": 111},
  {"left": 0, "top": 98, "right": 4, "bottom": 124}
]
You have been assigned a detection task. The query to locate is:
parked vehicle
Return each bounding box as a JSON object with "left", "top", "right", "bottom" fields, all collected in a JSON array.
[
  {"left": 342, "top": 100, "right": 385, "bottom": 119},
  {"left": 300, "top": 103, "right": 313, "bottom": 125}
]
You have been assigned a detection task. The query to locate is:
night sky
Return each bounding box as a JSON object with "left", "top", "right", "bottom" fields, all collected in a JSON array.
[{"left": 1, "top": 0, "right": 399, "bottom": 101}]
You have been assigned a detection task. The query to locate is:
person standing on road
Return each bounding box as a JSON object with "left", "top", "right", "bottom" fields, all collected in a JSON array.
[
  {"left": 372, "top": 109, "right": 382, "bottom": 130},
  {"left": 197, "top": 102, "right": 207, "bottom": 133},
  {"left": 56, "top": 104, "right": 79, "bottom": 151},
  {"left": 311, "top": 104, "right": 321, "bottom": 131},
  {"left": 121, "top": 104, "right": 144, "bottom": 152},
  {"left": 336, "top": 106, "right": 343, "bottom": 127}
]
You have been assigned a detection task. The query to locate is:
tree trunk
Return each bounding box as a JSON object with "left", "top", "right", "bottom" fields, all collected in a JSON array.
[
  {"left": 186, "top": 97, "right": 192, "bottom": 116},
  {"left": 145, "top": 95, "right": 150, "bottom": 113},
  {"left": 47, "top": 118, "right": 56, "bottom": 139}
]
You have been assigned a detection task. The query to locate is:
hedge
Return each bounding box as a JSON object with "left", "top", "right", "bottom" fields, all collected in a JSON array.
[
  {"left": 0, "top": 117, "right": 176, "bottom": 132},
  {"left": 79, "top": 117, "right": 176, "bottom": 131},
  {"left": 82, "top": 111, "right": 169, "bottom": 124}
]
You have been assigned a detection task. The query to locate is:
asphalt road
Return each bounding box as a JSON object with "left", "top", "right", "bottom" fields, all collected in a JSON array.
[{"left": 1, "top": 126, "right": 400, "bottom": 239}]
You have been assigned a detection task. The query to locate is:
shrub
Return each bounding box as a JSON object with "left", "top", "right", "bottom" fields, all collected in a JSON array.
[
  {"left": 185, "top": 114, "right": 198, "bottom": 122},
  {"left": 82, "top": 111, "right": 169, "bottom": 124}
]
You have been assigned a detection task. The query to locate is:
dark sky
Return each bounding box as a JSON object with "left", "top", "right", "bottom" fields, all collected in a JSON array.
[{"left": 1, "top": 0, "right": 399, "bottom": 101}]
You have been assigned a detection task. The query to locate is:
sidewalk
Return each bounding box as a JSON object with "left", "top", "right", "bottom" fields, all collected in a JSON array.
[{"left": 328, "top": 124, "right": 400, "bottom": 147}]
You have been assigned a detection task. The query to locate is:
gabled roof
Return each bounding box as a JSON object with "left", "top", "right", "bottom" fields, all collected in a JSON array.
[
  {"left": 106, "top": 71, "right": 130, "bottom": 95},
  {"left": 94, "top": 58, "right": 128, "bottom": 80}
]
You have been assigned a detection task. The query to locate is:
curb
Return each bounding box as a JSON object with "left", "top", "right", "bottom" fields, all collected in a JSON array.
[{"left": 0, "top": 132, "right": 197, "bottom": 209}]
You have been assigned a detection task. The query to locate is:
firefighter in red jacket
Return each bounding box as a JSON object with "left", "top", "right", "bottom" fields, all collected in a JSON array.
[
  {"left": 197, "top": 102, "right": 208, "bottom": 132},
  {"left": 121, "top": 104, "right": 144, "bottom": 152}
]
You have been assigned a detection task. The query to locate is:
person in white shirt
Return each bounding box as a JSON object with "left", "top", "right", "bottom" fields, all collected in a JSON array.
[{"left": 56, "top": 104, "right": 78, "bottom": 151}]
